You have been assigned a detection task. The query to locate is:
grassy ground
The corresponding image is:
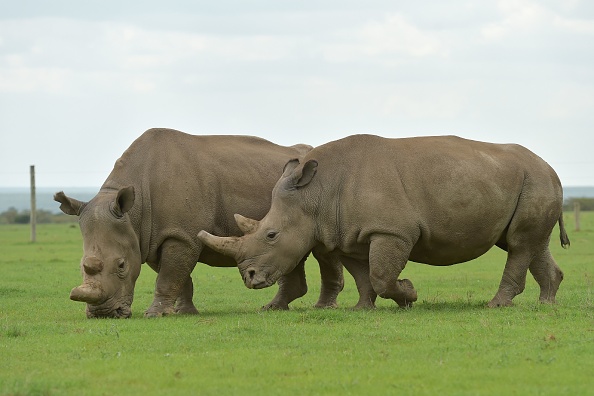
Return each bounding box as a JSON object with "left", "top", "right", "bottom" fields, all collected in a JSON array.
[{"left": 0, "top": 213, "right": 593, "bottom": 395}]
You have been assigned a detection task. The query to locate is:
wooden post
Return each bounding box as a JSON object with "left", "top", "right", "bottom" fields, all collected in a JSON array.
[
  {"left": 30, "top": 165, "right": 36, "bottom": 243},
  {"left": 574, "top": 201, "right": 581, "bottom": 232}
]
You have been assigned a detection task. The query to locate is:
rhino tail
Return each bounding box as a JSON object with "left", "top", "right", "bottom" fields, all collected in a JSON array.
[{"left": 559, "top": 213, "right": 570, "bottom": 249}]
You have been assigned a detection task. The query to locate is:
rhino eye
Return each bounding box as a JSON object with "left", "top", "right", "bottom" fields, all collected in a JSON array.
[
  {"left": 117, "top": 259, "right": 126, "bottom": 271},
  {"left": 266, "top": 231, "right": 278, "bottom": 240}
]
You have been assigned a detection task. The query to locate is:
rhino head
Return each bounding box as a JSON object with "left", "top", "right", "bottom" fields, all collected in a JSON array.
[
  {"left": 198, "top": 159, "right": 318, "bottom": 289},
  {"left": 55, "top": 186, "right": 141, "bottom": 318}
]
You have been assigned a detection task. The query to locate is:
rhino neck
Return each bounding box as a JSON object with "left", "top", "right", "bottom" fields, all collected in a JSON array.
[
  {"left": 132, "top": 183, "right": 151, "bottom": 264},
  {"left": 306, "top": 175, "right": 344, "bottom": 252}
]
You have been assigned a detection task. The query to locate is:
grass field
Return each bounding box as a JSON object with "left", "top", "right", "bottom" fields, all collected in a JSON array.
[{"left": 1, "top": 213, "right": 593, "bottom": 395}]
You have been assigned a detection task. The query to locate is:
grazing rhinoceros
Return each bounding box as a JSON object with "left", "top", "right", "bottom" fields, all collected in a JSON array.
[
  {"left": 198, "top": 134, "right": 570, "bottom": 309},
  {"left": 55, "top": 128, "right": 344, "bottom": 318}
]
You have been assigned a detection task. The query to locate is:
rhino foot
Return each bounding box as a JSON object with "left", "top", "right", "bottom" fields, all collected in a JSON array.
[
  {"left": 144, "top": 302, "right": 176, "bottom": 318},
  {"left": 487, "top": 296, "right": 514, "bottom": 308},
  {"left": 175, "top": 305, "right": 200, "bottom": 315},
  {"left": 262, "top": 301, "right": 290, "bottom": 311},
  {"left": 393, "top": 279, "right": 418, "bottom": 308},
  {"left": 352, "top": 300, "right": 376, "bottom": 310}
]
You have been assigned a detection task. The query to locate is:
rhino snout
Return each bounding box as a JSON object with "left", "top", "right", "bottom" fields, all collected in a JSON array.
[{"left": 244, "top": 267, "right": 268, "bottom": 289}]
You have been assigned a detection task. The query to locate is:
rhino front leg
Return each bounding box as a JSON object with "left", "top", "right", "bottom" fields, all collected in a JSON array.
[
  {"left": 341, "top": 256, "right": 377, "bottom": 309},
  {"left": 174, "top": 276, "right": 200, "bottom": 315},
  {"left": 312, "top": 249, "right": 344, "bottom": 309},
  {"left": 145, "top": 239, "right": 197, "bottom": 317},
  {"left": 262, "top": 259, "right": 307, "bottom": 310},
  {"left": 368, "top": 234, "right": 418, "bottom": 308}
]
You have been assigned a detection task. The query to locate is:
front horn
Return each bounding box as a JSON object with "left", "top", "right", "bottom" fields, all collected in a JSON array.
[
  {"left": 198, "top": 231, "right": 242, "bottom": 259},
  {"left": 70, "top": 283, "right": 104, "bottom": 304}
]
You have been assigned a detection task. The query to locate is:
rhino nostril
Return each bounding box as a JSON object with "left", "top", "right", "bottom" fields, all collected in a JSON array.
[{"left": 247, "top": 269, "right": 256, "bottom": 280}]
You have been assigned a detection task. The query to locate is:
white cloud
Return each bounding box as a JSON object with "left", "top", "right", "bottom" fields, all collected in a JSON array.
[
  {"left": 100, "top": 22, "right": 297, "bottom": 70},
  {"left": 544, "top": 83, "right": 594, "bottom": 119},
  {"left": 481, "top": 0, "right": 550, "bottom": 39},
  {"left": 0, "top": 67, "right": 70, "bottom": 93},
  {"left": 0, "top": 17, "right": 305, "bottom": 96},
  {"left": 481, "top": 0, "right": 594, "bottom": 39},
  {"left": 553, "top": 15, "right": 594, "bottom": 34},
  {"left": 323, "top": 13, "right": 447, "bottom": 62},
  {"left": 381, "top": 83, "right": 470, "bottom": 119}
]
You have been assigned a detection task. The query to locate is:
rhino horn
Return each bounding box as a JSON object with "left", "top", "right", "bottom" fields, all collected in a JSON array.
[
  {"left": 234, "top": 213, "right": 259, "bottom": 235},
  {"left": 70, "top": 284, "right": 104, "bottom": 304},
  {"left": 82, "top": 256, "right": 103, "bottom": 275},
  {"left": 198, "top": 231, "right": 242, "bottom": 259}
]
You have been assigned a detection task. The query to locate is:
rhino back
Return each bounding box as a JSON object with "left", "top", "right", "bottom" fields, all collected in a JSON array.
[
  {"left": 102, "top": 128, "right": 302, "bottom": 265},
  {"left": 301, "top": 134, "right": 562, "bottom": 264}
]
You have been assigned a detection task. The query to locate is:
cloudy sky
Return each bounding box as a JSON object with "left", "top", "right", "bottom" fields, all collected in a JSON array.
[{"left": 1, "top": 0, "right": 593, "bottom": 187}]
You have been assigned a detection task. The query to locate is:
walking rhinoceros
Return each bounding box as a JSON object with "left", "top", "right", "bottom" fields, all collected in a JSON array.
[
  {"left": 198, "top": 134, "right": 570, "bottom": 309},
  {"left": 55, "top": 128, "right": 344, "bottom": 318}
]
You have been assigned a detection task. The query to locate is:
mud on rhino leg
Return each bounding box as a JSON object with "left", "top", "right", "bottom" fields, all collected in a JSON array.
[
  {"left": 312, "top": 249, "right": 344, "bottom": 309},
  {"left": 529, "top": 248, "right": 564, "bottom": 304},
  {"left": 262, "top": 259, "right": 307, "bottom": 311},
  {"left": 174, "top": 276, "right": 200, "bottom": 315},
  {"left": 341, "top": 256, "right": 377, "bottom": 309},
  {"left": 145, "top": 240, "right": 197, "bottom": 318},
  {"left": 368, "top": 235, "right": 418, "bottom": 308}
]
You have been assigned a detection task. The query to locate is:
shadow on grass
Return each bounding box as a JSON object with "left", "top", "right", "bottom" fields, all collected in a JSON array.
[{"left": 128, "top": 299, "right": 494, "bottom": 321}]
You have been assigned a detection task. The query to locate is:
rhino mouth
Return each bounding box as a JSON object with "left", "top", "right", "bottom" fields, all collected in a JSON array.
[
  {"left": 239, "top": 261, "right": 282, "bottom": 290},
  {"left": 85, "top": 297, "right": 132, "bottom": 319}
]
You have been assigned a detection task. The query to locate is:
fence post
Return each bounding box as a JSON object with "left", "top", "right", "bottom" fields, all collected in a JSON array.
[
  {"left": 574, "top": 201, "right": 581, "bottom": 232},
  {"left": 30, "top": 165, "right": 36, "bottom": 243}
]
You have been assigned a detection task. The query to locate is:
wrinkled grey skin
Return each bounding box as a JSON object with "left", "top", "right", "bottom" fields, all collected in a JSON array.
[
  {"left": 55, "top": 128, "right": 344, "bottom": 318},
  {"left": 199, "top": 134, "right": 570, "bottom": 309}
]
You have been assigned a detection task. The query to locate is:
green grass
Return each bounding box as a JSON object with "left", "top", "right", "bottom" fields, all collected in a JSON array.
[{"left": 1, "top": 213, "right": 593, "bottom": 395}]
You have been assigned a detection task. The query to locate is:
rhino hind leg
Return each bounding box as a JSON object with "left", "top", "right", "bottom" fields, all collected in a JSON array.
[
  {"left": 368, "top": 235, "right": 418, "bottom": 308},
  {"left": 489, "top": 195, "right": 562, "bottom": 307},
  {"left": 489, "top": 237, "right": 539, "bottom": 307},
  {"left": 529, "top": 249, "right": 564, "bottom": 304},
  {"left": 262, "top": 259, "right": 307, "bottom": 311},
  {"left": 341, "top": 256, "right": 377, "bottom": 309},
  {"left": 175, "top": 277, "right": 200, "bottom": 315}
]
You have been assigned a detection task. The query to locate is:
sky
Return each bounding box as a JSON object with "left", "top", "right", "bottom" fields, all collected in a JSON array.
[{"left": 1, "top": 0, "right": 593, "bottom": 187}]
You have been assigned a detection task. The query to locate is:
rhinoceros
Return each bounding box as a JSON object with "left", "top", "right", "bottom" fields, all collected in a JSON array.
[
  {"left": 55, "top": 128, "right": 344, "bottom": 318},
  {"left": 198, "top": 134, "right": 570, "bottom": 309}
]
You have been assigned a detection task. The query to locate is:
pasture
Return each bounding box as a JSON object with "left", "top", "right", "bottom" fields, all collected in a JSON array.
[{"left": 1, "top": 213, "right": 593, "bottom": 395}]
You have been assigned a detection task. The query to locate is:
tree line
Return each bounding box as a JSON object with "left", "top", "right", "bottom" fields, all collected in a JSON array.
[
  {"left": 0, "top": 208, "right": 76, "bottom": 225},
  {"left": 1, "top": 197, "right": 592, "bottom": 225}
]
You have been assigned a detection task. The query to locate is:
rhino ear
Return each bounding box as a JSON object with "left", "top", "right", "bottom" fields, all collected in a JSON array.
[
  {"left": 111, "top": 186, "right": 135, "bottom": 217},
  {"left": 54, "top": 191, "right": 87, "bottom": 216},
  {"left": 282, "top": 158, "right": 300, "bottom": 177},
  {"left": 290, "top": 160, "right": 318, "bottom": 189}
]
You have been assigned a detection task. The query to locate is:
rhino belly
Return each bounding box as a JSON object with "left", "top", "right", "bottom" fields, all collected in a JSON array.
[{"left": 408, "top": 208, "right": 511, "bottom": 266}]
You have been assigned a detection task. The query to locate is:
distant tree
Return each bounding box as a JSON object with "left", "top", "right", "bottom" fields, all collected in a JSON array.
[
  {"left": 0, "top": 208, "right": 77, "bottom": 224},
  {"left": 14, "top": 211, "right": 30, "bottom": 224},
  {"left": 0, "top": 207, "right": 18, "bottom": 224},
  {"left": 564, "top": 198, "right": 594, "bottom": 212}
]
